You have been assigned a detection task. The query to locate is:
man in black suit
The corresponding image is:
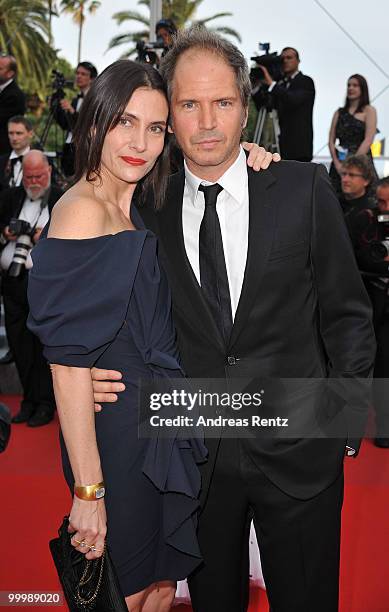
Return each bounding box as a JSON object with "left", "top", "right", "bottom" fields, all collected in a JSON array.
[
  {"left": 0, "top": 151, "right": 62, "bottom": 426},
  {"left": 255, "top": 47, "right": 315, "bottom": 161},
  {"left": 0, "top": 115, "right": 34, "bottom": 190},
  {"left": 342, "top": 172, "right": 389, "bottom": 450},
  {"left": 53, "top": 61, "right": 97, "bottom": 177},
  {"left": 0, "top": 55, "right": 26, "bottom": 156},
  {"left": 91, "top": 29, "right": 375, "bottom": 612}
]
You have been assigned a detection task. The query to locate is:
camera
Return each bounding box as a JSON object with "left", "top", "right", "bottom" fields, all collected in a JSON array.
[
  {"left": 9, "top": 218, "right": 34, "bottom": 238},
  {"left": 49, "top": 69, "right": 74, "bottom": 106},
  {"left": 136, "top": 38, "right": 167, "bottom": 65},
  {"left": 7, "top": 218, "right": 35, "bottom": 278},
  {"left": 250, "top": 43, "right": 284, "bottom": 85},
  {"left": 368, "top": 214, "right": 389, "bottom": 261}
]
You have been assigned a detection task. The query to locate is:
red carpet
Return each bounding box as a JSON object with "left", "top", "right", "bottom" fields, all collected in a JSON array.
[{"left": 1, "top": 394, "right": 388, "bottom": 611}]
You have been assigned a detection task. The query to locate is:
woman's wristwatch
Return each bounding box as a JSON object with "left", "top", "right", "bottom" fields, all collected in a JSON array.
[{"left": 74, "top": 481, "right": 105, "bottom": 501}]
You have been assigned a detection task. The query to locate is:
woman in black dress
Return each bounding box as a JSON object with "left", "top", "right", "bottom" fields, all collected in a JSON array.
[
  {"left": 329, "top": 74, "right": 377, "bottom": 195},
  {"left": 27, "top": 60, "right": 272, "bottom": 610},
  {"left": 27, "top": 60, "right": 209, "bottom": 611}
]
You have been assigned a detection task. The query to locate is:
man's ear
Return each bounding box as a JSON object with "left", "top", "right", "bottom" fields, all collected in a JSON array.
[{"left": 168, "top": 123, "right": 174, "bottom": 134}]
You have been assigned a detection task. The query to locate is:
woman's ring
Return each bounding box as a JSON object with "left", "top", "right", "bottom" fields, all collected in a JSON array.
[
  {"left": 73, "top": 538, "right": 86, "bottom": 547},
  {"left": 89, "top": 545, "right": 102, "bottom": 553}
]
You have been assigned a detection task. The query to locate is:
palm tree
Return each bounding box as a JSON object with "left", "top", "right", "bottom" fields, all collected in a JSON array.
[
  {"left": 0, "top": 0, "right": 57, "bottom": 94},
  {"left": 47, "top": 0, "right": 59, "bottom": 46},
  {"left": 60, "top": 0, "right": 101, "bottom": 63},
  {"left": 108, "top": 0, "right": 241, "bottom": 59}
]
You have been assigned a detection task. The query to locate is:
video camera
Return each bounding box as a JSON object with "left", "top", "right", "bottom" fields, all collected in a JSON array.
[
  {"left": 136, "top": 38, "right": 168, "bottom": 65},
  {"left": 369, "top": 214, "right": 389, "bottom": 261},
  {"left": 49, "top": 69, "right": 74, "bottom": 106},
  {"left": 250, "top": 43, "right": 284, "bottom": 85}
]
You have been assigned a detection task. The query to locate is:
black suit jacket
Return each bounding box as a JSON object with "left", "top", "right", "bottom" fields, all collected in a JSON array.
[
  {"left": 54, "top": 95, "right": 81, "bottom": 135},
  {"left": 0, "top": 81, "right": 26, "bottom": 155},
  {"left": 270, "top": 72, "right": 315, "bottom": 161},
  {"left": 0, "top": 154, "right": 11, "bottom": 190},
  {"left": 0, "top": 185, "right": 62, "bottom": 235},
  {"left": 137, "top": 161, "right": 375, "bottom": 501}
]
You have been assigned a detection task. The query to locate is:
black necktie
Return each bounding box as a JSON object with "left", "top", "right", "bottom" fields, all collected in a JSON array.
[
  {"left": 199, "top": 183, "right": 233, "bottom": 343},
  {"left": 8, "top": 156, "right": 23, "bottom": 186}
]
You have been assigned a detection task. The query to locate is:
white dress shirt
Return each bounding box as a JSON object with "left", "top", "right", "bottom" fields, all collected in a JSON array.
[
  {"left": 182, "top": 147, "right": 249, "bottom": 319},
  {"left": 0, "top": 78, "right": 14, "bottom": 94},
  {"left": 268, "top": 70, "right": 300, "bottom": 92},
  {"left": 8, "top": 146, "right": 30, "bottom": 187},
  {"left": 65, "top": 88, "right": 89, "bottom": 144},
  {"left": 0, "top": 195, "right": 49, "bottom": 271}
]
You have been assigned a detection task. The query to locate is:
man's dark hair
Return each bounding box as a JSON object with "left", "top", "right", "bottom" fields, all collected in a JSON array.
[
  {"left": 342, "top": 154, "right": 374, "bottom": 184},
  {"left": 376, "top": 176, "right": 389, "bottom": 191},
  {"left": 160, "top": 25, "right": 251, "bottom": 110},
  {"left": 343, "top": 74, "right": 370, "bottom": 114},
  {"left": 77, "top": 61, "right": 98, "bottom": 79},
  {"left": 156, "top": 18, "right": 177, "bottom": 36},
  {"left": 8, "top": 115, "right": 33, "bottom": 131},
  {"left": 281, "top": 47, "right": 300, "bottom": 61},
  {"left": 73, "top": 59, "right": 170, "bottom": 209}
]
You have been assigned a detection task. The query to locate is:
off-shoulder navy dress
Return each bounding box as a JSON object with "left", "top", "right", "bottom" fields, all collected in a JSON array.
[{"left": 27, "top": 208, "right": 206, "bottom": 596}]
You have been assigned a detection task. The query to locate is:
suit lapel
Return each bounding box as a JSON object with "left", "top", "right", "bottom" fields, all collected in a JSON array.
[
  {"left": 230, "top": 167, "right": 276, "bottom": 347},
  {"left": 157, "top": 170, "right": 226, "bottom": 350}
]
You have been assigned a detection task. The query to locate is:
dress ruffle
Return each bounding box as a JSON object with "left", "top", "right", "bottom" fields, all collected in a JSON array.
[{"left": 27, "top": 226, "right": 207, "bottom": 575}]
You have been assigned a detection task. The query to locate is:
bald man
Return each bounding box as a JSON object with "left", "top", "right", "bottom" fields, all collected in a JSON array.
[{"left": 0, "top": 151, "right": 62, "bottom": 426}]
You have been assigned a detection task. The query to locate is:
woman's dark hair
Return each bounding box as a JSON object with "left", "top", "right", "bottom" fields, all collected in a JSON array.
[
  {"left": 73, "top": 59, "right": 171, "bottom": 209},
  {"left": 343, "top": 74, "right": 370, "bottom": 113}
]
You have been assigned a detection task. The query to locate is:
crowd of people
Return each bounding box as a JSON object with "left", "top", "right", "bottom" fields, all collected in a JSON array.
[{"left": 0, "top": 25, "right": 387, "bottom": 612}]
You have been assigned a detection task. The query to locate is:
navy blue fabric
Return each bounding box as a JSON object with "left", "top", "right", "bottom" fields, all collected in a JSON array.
[{"left": 27, "top": 221, "right": 206, "bottom": 596}]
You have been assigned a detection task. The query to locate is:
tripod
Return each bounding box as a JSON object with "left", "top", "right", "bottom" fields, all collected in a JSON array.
[
  {"left": 253, "top": 106, "right": 281, "bottom": 154},
  {"left": 38, "top": 96, "right": 68, "bottom": 188}
]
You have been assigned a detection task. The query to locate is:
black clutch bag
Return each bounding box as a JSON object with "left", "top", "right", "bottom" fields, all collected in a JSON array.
[{"left": 49, "top": 516, "right": 127, "bottom": 612}]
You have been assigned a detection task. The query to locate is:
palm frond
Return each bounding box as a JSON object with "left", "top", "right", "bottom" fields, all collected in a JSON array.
[{"left": 112, "top": 10, "right": 149, "bottom": 27}]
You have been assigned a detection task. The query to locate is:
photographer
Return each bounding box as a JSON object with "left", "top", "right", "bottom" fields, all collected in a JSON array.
[
  {"left": 53, "top": 61, "right": 97, "bottom": 177},
  {"left": 155, "top": 18, "right": 177, "bottom": 52},
  {"left": 0, "top": 151, "right": 62, "bottom": 427},
  {"left": 136, "top": 19, "right": 177, "bottom": 65},
  {"left": 345, "top": 175, "right": 389, "bottom": 448},
  {"left": 253, "top": 47, "right": 315, "bottom": 161}
]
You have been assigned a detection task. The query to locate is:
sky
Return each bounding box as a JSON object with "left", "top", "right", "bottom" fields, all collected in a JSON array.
[{"left": 51, "top": 0, "right": 389, "bottom": 158}]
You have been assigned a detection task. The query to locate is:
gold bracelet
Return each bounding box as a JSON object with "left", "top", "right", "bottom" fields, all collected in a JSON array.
[{"left": 74, "top": 481, "right": 105, "bottom": 501}]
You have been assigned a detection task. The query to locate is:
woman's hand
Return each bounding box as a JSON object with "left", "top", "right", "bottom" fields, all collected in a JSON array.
[
  {"left": 242, "top": 142, "right": 281, "bottom": 171},
  {"left": 68, "top": 496, "right": 107, "bottom": 559}
]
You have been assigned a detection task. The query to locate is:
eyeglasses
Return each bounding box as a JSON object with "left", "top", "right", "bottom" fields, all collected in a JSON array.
[{"left": 340, "top": 171, "right": 364, "bottom": 179}]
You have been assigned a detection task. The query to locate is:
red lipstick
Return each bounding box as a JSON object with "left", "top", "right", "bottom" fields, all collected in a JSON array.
[{"left": 121, "top": 156, "right": 147, "bottom": 166}]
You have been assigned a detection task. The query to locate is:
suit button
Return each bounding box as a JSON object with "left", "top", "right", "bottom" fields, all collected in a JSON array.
[{"left": 227, "top": 356, "right": 237, "bottom": 365}]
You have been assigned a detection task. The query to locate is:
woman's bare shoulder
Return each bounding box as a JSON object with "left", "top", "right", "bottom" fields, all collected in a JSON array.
[
  {"left": 364, "top": 104, "right": 376, "bottom": 115},
  {"left": 48, "top": 188, "right": 109, "bottom": 239}
]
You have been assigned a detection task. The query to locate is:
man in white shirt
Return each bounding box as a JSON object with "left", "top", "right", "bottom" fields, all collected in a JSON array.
[
  {"left": 92, "top": 28, "right": 375, "bottom": 612},
  {"left": 0, "top": 151, "right": 63, "bottom": 426},
  {"left": 254, "top": 47, "right": 315, "bottom": 161},
  {"left": 53, "top": 61, "right": 97, "bottom": 177},
  {"left": 0, "top": 115, "right": 33, "bottom": 189}
]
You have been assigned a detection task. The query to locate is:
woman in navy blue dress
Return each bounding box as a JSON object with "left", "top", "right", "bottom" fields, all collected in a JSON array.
[{"left": 27, "top": 60, "right": 207, "bottom": 611}]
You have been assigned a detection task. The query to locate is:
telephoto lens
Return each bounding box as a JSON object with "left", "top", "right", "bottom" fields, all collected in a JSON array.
[{"left": 8, "top": 234, "right": 33, "bottom": 277}]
